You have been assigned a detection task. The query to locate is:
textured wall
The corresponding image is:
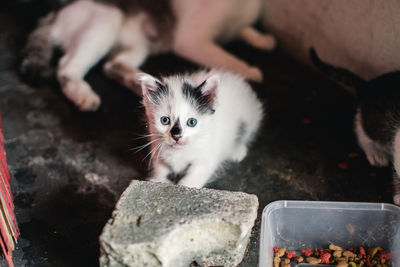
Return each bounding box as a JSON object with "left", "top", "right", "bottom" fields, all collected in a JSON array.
[{"left": 262, "top": 0, "right": 400, "bottom": 80}]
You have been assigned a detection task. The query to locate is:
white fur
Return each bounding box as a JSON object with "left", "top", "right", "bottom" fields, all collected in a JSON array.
[
  {"left": 354, "top": 109, "right": 400, "bottom": 205},
  {"left": 46, "top": 1, "right": 153, "bottom": 110},
  {"left": 392, "top": 129, "right": 400, "bottom": 205},
  {"left": 139, "top": 69, "right": 263, "bottom": 188},
  {"left": 354, "top": 109, "right": 390, "bottom": 166}
]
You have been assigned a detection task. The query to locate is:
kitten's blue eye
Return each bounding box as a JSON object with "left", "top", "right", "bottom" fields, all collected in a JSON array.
[
  {"left": 187, "top": 118, "right": 197, "bottom": 127},
  {"left": 160, "top": 116, "right": 170, "bottom": 125}
]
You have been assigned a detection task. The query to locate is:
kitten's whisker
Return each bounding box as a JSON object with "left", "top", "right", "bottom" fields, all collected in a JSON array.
[
  {"left": 145, "top": 143, "right": 161, "bottom": 170},
  {"left": 132, "top": 133, "right": 161, "bottom": 140},
  {"left": 130, "top": 138, "right": 161, "bottom": 152},
  {"left": 143, "top": 142, "right": 161, "bottom": 162},
  {"left": 156, "top": 144, "right": 163, "bottom": 163},
  {"left": 148, "top": 143, "right": 163, "bottom": 170},
  {"left": 151, "top": 144, "right": 162, "bottom": 163},
  {"left": 151, "top": 143, "right": 162, "bottom": 163}
]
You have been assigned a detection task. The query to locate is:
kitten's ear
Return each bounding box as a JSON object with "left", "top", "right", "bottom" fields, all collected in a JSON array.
[
  {"left": 198, "top": 75, "right": 219, "bottom": 105},
  {"left": 137, "top": 73, "right": 164, "bottom": 96}
]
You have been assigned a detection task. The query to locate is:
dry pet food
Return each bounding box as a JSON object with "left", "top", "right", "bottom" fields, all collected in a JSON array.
[{"left": 272, "top": 244, "right": 391, "bottom": 267}]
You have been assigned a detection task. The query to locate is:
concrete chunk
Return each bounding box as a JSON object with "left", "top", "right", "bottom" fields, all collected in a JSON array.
[{"left": 99, "top": 180, "right": 259, "bottom": 267}]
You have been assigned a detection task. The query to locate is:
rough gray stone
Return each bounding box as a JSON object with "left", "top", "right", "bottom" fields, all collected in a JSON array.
[{"left": 99, "top": 180, "right": 259, "bottom": 267}]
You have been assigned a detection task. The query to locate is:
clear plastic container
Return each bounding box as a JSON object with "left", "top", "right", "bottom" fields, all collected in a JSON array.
[{"left": 259, "top": 200, "right": 400, "bottom": 266}]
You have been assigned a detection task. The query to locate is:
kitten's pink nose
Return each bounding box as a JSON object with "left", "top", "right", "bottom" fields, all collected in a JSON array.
[{"left": 172, "top": 134, "right": 182, "bottom": 142}]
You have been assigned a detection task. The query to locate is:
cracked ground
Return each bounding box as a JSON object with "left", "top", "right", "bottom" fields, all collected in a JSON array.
[{"left": 0, "top": 1, "right": 394, "bottom": 266}]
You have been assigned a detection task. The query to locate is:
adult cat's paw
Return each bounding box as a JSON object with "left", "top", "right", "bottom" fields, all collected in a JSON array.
[
  {"left": 61, "top": 79, "right": 101, "bottom": 111},
  {"left": 245, "top": 66, "right": 263, "bottom": 83},
  {"left": 393, "top": 194, "right": 400, "bottom": 206},
  {"left": 364, "top": 149, "right": 389, "bottom": 167},
  {"left": 254, "top": 34, "right": 277, "bottom": 51}
]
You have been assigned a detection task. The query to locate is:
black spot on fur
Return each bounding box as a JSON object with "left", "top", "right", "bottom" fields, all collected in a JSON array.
[
  {"left": 167, "top": 163, "right": 191, "bottom": 183},
  {"left": 235, "top": 121, "right": 247, "bottom": 145},
  {"left": 359, "top": 72, "right": 400, "bottom": 144},
  {"left": 182, "top": 82, "right": 214, "bottom": 114},
  {"left": 170, "top": 118, "right": 182, "bottom": 138},
  {"left": 148, "top": 82, "right": 169, "bottom": 104}
]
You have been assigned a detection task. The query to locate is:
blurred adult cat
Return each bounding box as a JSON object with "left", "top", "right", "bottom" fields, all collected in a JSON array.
[
  {"left": 310, "top": 47, "right": 400, "bottom": 205},
  {"left": 21, "top": 0, "right": 275, "bottom": 111}
]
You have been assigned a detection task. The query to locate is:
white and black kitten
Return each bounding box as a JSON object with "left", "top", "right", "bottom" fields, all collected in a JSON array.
[
  {"left": 138, "top": 69, "right": 264, "bottom": 188},
  {"left": 310, "top": 48, "right": 400, "bottom": 205}
]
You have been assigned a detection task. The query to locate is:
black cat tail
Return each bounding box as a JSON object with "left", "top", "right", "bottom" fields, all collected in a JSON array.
[{"left": 309, "top": 47, "right": 366, "bottom": 94}]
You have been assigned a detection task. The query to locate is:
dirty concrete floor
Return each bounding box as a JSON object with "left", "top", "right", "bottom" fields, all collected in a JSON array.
[{"left": 0, "top": 2, "right": 394, "bottom": 267}]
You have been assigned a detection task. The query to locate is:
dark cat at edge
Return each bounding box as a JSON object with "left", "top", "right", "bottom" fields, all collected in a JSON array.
[{"left": 310, "top": 47, "right": 400, "bottom": 205}]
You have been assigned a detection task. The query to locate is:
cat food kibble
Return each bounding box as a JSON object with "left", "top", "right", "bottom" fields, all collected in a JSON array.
[
  {"left": 329, "top": 244, "right": 343, "bottom": 251},
  {"left": 272, "top": 244, "right": 391, "bottom": 266},
  {"left": 306, "top": 257, "right": 321, "bottom": 264},
  {"left": 296, "top": 256, "right": 304, "bottom": 263},
  {"left": 281, "top": 258, "right": 290, "bottom": 267}
]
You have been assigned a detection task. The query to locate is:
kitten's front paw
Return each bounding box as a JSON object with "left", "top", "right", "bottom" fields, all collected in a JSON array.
[
  {"left": 148, "top": 176, "right": 173, "bottom": 184},
  {"left": 245, "top": 67, "right": 263, "bottom": 83},
  {"left": 177, "top": 179, "right": 203, "bottom": 189},
  {"left": 61, "top": 79, "right": 101, "bottom": 111},
  {"left": 393, "top": 194, "right": 400, "bottom": 206},
  {"left": 364, "top": 149, "right": 389, "bottom": 167},
  {"left": 232, "top": 145, "right": 248, "bottom": 162}
]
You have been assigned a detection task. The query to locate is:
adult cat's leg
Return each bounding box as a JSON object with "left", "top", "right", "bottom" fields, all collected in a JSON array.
[
  {"left": 173, "top": 7, "right": 263, "bottom": 82},
  {"left": 103, "top": 48, "right": 148, "bottom": 96},
  {"left": 354, "top": 110, "right": 390, "bottom": 166},
  {"left": 392, "top": 128, "right": 400, "bottom": 205},
  {"left": 103, "top": 14, "right": 150, "bottom": 96},
  {"left": 174, "top": 37, "right": 262, "bottom": 82},
  {"left": 54, "top": 6, "right": 123, "bottom": 111},
  {"left": 240, "top": 27, "right": 276, "bottom": 51}
]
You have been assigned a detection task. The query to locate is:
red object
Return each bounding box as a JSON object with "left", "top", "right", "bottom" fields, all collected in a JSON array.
[
  {"left": 285, "top": 250, "right": 297, "bottom": 259},
  {"left": 301, "top": 118, "right": 312, "bottom": 125},
  {"left": 301, "top": 248, "right": 313, "bottom": 257},
  {"left": 359, "top": 246, "right": 366, "bottom": 256},
  {"left": 319, "top": 252, "right": 331, "bottom": 264},
  {"left": 379, "top": 251, "right": 391, "bottom": 260},
  {"left": 338, "top": 162, "right": 349, "bottom": 170},
  {"left": 0, "top": 107, "right": 19, "bottom": 267},
  {"left": 273, "top": 247, "right": 278, "bottom": 253}
]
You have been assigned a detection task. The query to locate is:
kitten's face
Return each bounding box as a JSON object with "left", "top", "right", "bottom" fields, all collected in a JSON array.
[
  {"left": 150, "top": 94, "right": 210, "bottom": 147},
  {"left": 139, "top": 74, "right": 218, "bottom": 148}
]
